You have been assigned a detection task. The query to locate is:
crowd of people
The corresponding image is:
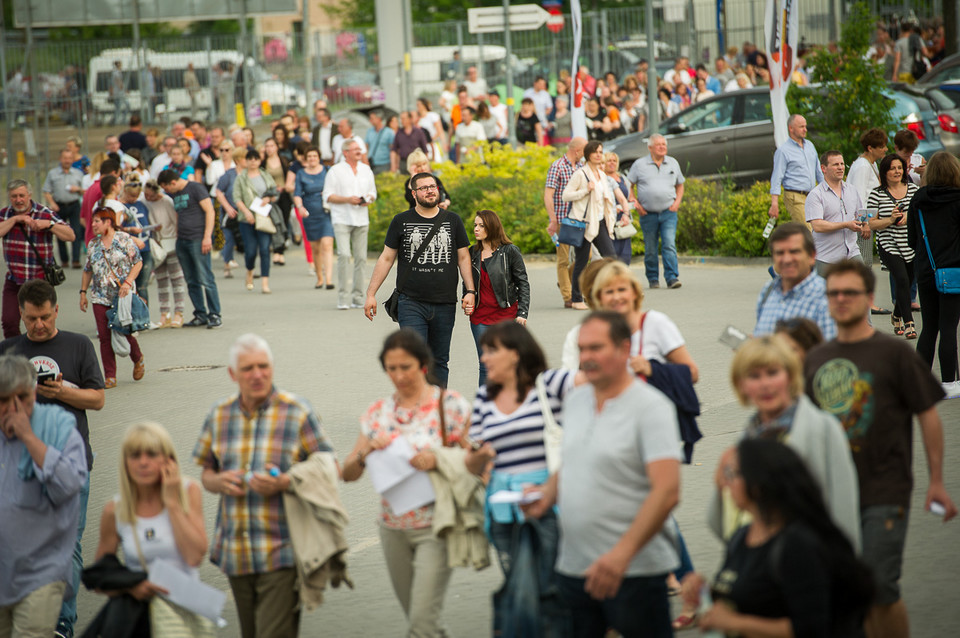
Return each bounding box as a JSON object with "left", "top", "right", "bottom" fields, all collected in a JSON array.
[{"left": 0, "top": 50, "right": 959, "bottom": 637}]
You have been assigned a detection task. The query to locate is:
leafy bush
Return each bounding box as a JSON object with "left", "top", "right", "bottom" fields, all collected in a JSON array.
[
  {"left": 713, "top": 181, "right": 789, "bottom": 257},
  {"left": 674, "top": 179, "right": 724, "bottom": 254}
]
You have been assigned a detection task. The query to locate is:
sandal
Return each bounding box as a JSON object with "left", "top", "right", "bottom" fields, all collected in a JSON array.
[
  {"left": 904, "top": 321, "right": 918, "bottom": 340},
  {"left": 892, "top": 315, "right": 904, "bottom": 336},
  {"left": 170, "top": 312, "right": 184, "bottom": 328},
  {"left": 672, "top": 612, "right": 698, "bottom": 631}
]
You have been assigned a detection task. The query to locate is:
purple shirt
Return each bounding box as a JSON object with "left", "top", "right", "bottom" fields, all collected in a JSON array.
[{"left": 391, "top": 127, "right": 429, "bottom": 163}]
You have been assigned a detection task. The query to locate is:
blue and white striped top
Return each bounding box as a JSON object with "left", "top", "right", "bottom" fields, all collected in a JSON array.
[{"left": 470, "top": 368, "right": 576, "bottom": 474}]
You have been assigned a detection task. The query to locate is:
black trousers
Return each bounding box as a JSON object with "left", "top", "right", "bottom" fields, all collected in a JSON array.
[{"left": 571, "top": 230, "right": 616, "bottom": 303}]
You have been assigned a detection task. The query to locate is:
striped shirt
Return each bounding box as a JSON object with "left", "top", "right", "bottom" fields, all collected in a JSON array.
[
  {"left": 193, "top": 388, "right": 331, "bottom": 576},
  {"left": 866, "top": 183, "right": 917, "bottom": 261},
  {"left": 470, "top": 368, "right": 576, "bottom": 474}
]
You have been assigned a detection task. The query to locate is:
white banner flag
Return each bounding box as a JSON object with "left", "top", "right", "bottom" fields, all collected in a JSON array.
[
  {"left": 570, "top": 0, "right": 587, "bottom": 139},
  {"left": 764, "top": 0, "right": 798, "bottom": 147}
]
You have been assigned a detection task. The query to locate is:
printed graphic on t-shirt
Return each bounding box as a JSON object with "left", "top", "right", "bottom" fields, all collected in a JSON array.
[
  {"left": 406, "top": 223, "right": 453, "bottom": 268},
  {"left": 171, "top": 192, "right": 192, "bottom": 212},
  {"left": 29, "top": 355, "right": 61, "bottom": 378},
  {"left": 811, "top": 358, "right": 874, "bottom": 450}
]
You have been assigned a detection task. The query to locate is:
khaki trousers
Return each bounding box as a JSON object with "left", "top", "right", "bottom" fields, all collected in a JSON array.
[
  {"left": 228, "top": 568, "right": 300, "bottom": 638},
  {"left": 380, "top": 525, "right": 452, "bottom": 638},
  {"left": 782, "top": 190, "right": 810, "bottom": 226},
  {"left": 556, "top": 242, "right": 575, "bottom": 303},
  {"left": 0, "top": 581, "right": 65, "bottom": 638}
]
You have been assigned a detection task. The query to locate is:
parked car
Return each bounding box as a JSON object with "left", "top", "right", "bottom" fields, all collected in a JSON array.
[
  {"left": 604, "top": 86, "right": 944, "bottom": 185},
  {"left": 319, "top": 70, "right": 384, "bottom": 105},
  {"left": 915, "top": 52, "right": 960, "bottom": 87},
  {"left": 922, "top": 82, "right": 960, "bottom": 156}
]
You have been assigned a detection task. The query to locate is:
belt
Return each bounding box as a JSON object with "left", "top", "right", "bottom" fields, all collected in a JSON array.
[
  {"left": 55, "top": 200, "right": 79, "bottom": 207},
  {"left": 784, "top": 189, "right": 809, "bottom": 196}
]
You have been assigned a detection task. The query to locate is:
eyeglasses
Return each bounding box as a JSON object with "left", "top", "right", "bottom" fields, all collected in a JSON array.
[
  {"left": 414, "top": 184, "right": 439, "bottom": 193},
  {"left": 219, "top": 147, "right": 231, "bottom": 152},
  {"left": 826, "top": 289, "right": 867, "bottom": 298}
]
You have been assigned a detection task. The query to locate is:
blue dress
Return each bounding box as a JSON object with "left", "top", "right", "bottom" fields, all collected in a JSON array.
[{"left": 295, "top": 168, "right": 333, "bottom": 240}]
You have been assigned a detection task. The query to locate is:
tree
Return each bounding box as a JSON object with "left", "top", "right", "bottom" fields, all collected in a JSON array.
[{"left": 786, "top": 2, "right": 898, "bottom": 162}]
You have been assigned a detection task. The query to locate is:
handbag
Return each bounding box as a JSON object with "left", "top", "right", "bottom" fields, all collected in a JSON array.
[
  {"left": 384, "top": 212, "right": 448, "bottom": 322},
  {"left": 613, "top": 220, "right": 638, "bottom": 240},
  {"left": 254, "top": 212, "right": 276, "bottom": 234},
  {"left": 149, "top": 237, "right": 167, "bottom": 264},
  {"left": 19, "top": 226, "right": 65, "bottom": 286},
  {"left": 535, "top": 373, "right": 562, "bottom": 474},
  {"left": 557, "top": 168, "right": 594, "bottom": 248},
  {"left": 917, "top": 208, "right": 960, "bottom": 294}
]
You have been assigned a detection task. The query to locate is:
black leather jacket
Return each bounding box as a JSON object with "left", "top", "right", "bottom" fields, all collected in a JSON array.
[{"left": 468, "top": 243, "right": 530, "bottom": 319}]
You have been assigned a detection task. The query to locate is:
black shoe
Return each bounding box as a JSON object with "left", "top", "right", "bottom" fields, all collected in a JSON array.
[
  {"left": 207, "top": 314, "right": 222, "bottom": 329},
  {"left": 648, "top": 281, "right": 660, "bottom": 289},
  {"left": 184, "top": 317, "right": 208, "bottom": 327}
]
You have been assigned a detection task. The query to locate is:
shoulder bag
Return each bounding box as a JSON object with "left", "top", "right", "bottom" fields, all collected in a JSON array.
[
  {"left": 18, "top": 226, "right": 65, "bottom": 286},
  {"left": 917, "top": 208, "right": 960, "bottom": 294},
  {"left": 383, "top": 211, "right": 448, "bottom": 322},
  {"left": 557, "top": 169, "right": 590, "bottom": 248},
  {"left": 535, "top": 372, "right": 562, "bottom": 474}
]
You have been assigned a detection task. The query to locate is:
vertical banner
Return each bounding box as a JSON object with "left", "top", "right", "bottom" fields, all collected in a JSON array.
[
  {"left": 570, "top": 0, "right": 586, "bottom": 139},
  {"left": 765, "top": 0, "right": 797, "bottom": 147}
]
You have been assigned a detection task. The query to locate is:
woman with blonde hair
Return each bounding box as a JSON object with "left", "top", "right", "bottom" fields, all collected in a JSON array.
[
  {"left": 603, "top": 150, "right": 636, "bottom": 264},
  {"left": 93, "top": 422, "right": 208, "bottom": 604},
  {"left": 403, "top": 149, "right": 450, "bottom": 209}
]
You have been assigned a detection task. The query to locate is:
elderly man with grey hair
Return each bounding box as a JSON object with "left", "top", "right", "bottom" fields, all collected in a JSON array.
[
  {"left": 323, "top": 138, "right": 377, "bottom": 310},
  {"left": 0, "top": 354, "right": 87, "bottom": 637},
  {"left": 193, "top": 333, "right": 333, "bottom": 638},
  {"left": 0, "top": 179, "right": 75, "bottom": 338},
  {"left": 627, "top": 134, "right": 686, "bottom": 289}
]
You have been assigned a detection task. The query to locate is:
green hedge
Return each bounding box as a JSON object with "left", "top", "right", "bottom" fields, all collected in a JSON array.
[{"left": 369, "top": 144, "right": 788, "bottom": 258}]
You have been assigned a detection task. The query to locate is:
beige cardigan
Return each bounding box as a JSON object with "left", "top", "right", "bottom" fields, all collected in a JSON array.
[
  {"left": 428, "top": 446, "right": 490, "bottom": 570},
  {"left": 561, "top": 165, "right": 616, "bottom": 242}
]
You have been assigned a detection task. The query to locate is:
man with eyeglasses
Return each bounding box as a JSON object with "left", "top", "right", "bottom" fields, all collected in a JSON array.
[
  {"left": 805, "top": 150, "right": 869, "bottom": 277},
  {"left": 364, "top": 172, "right": 474, "bottom": 387},
  {"left": 323, "top": 140, "right": 376, "bottom": 310},
  {"left": 805, "top": 259, "right": 957, "bottom": 638},
  {"left": 754, "top": 222, "right": 836, "bottom": 340}
]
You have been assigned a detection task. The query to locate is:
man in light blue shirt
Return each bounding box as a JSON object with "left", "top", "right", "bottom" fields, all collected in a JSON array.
[
  {"left": 0, "top": 355, "right": 86, "bottom": 637},
  {"left": 769, "top": 114, "right": 824, "bottom": 224},
  {"left": 754, "top": 223, "right": 837, "bottom": 340},
  {"left": 364, "top": 110, "right": 395, "bottom": 175}
]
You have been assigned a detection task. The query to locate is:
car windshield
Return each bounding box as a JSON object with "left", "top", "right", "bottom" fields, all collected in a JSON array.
[{"left": 671, "top": 98, "right": 735, "bottom": 132}]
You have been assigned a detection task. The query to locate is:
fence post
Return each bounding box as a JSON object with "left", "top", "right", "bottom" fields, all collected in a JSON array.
[
  {"left": 590, "top": 11, "right": 600, "bottom": 76},
  {"left": 0, "top": 7, "right": 11, "bottom": 185},
  {"left": 601, "top": 10, "right": 609, "bottom": 75},
  {"left": 303, "top": 0, "right": 312, "bottom": 114}
]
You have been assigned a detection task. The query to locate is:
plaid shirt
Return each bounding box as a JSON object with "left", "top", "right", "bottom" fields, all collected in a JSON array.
[
  {"left": 0, "top": 200, "right": 65, "bottom": 284},
  {"left": 545, "top": 154, "right": 584, "bottom": 222},
  {"left": 754, "top": 270, "right": 837, "bottom": 340},
  {"left": 193, "top": 387, "right": 332, "bottom": 576}
]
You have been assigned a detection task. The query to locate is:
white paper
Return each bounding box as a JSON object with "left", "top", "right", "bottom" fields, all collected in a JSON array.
[
  {"left": 365, "top": 437, "right": 418, "bottom": 493},
  {"left": 365, "top": 437, "right": 435, "bottom": 515},
  {"left": 249, "top": 197, "right": 272, "bottom": 217},
  {"left": 488, "top": 490, "right": 543, "bottom": 505},
  {"left": 148, "top": 558, "right": 227, "bottom": 623}
]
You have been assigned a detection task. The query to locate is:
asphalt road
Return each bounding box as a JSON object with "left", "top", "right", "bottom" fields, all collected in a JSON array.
[{"left": 23, "top": 249, "right": 957, "bottom": 637}]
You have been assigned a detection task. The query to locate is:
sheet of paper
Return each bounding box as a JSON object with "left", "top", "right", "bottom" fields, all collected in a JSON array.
[
  {"left": 488, "top": 490, "right": 543, "bottom": 505},
  {"left": 148, "top": 558, "right": 227, "bottom": 623},
  {"left": 249, "top": 197, "right": 272, "bottom": 217},
  {"left": 382, "top": 470, "right": 436, "bottom": 515},
  {"left": 365, "top": 436, "right": 418, "bottom": 493}
]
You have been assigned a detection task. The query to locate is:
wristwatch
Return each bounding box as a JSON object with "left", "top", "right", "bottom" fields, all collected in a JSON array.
[{"left": 463, "top": 290, "right": 477, "bottom": 299}]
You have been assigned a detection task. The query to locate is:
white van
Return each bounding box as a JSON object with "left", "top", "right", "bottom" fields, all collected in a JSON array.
[
  {"left": 410, "top": 45, "right": 535, "bottom": 97},
  {"left": 88, "top": 48, "right": 306, "bottom": 124}
]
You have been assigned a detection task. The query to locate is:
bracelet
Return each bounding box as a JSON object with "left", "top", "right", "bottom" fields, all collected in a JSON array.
[
  {"left": 123, "top": 280, "right": 133, "bottom": 286},
  {"left": 79, "top": 289, "right": 86, "bottom": 294},
  {"left": 463, "top": 290, "right": 477, "bottom": 296}
]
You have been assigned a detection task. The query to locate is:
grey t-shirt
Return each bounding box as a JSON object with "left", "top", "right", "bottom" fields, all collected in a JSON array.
[{"left": 556, "top": 380, "right": 682, "bottom": 577}]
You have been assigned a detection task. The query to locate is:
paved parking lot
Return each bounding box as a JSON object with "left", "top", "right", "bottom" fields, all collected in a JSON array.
[{"left": 35, "top": 249, "right": 959, "bottom": 636}]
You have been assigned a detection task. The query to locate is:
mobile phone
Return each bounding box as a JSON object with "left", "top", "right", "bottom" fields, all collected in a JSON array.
[
  {"left": 37, "top": 371, "right": 57, "bottom": 383},
  {"left": 718, "top": 325, "right": 748, "bottom": 350}
]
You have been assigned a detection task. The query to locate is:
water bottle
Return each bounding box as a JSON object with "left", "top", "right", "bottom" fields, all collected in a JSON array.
[
  {"left": 551, "top": 233, "right": 560, "bottom": 247},
  {"left": 762, "top": 217, "right": 777, "bottom": 239}
]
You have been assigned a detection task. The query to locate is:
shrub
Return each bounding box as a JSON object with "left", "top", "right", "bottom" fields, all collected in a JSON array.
[
  {"left": 714, "top": 181, "right": 789, "bottom": 257},
  {"left": 674, "top": 178, "right": 724, "bottom": 254}
]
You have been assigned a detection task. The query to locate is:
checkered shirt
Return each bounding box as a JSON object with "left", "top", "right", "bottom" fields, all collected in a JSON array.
[
  {"left": 545, "top": 155, "right": 584, "bottom": 222},
  {"left": 754, "top": 270, "right": 837, "bottom": 341},
  {"left": 193, "top": 387, "right": 332, "bottom": 576},
  {"left": 0, "top": 200, "right": 66, "bottom": 284}
]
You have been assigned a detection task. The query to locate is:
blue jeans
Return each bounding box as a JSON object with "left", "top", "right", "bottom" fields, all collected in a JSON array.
[
  {"left": 556, "top": 571, "right": 673, "bottom": 638},
  {"left": 135, "top": 251, "right": 153, "bottom": 307},
  {"left": 238, "top": 222, "right": 271, "bottom": 277},
  {"left": 220, "top": 214, "right": 237, "bottom": 263},
  {"left": 176, "top": 239, "right": 221, "bottom": 321},
  {"left": 674, "top": 522, "right": 694, "bottom": 581},
  {"left": 398, "top": 294, "right": 456, "bottom": 387},
  {"left": 469, "top": 322, "right": 490, "bottom": 387},
  {"left": 639, "top": 210, "right": 679, "bottom": 284},
  {"left": 56, "top": 201, "right": 83, "bottom": 264},
  {"left": 58, "top": 473, "right": 90, "bottom": 635}
]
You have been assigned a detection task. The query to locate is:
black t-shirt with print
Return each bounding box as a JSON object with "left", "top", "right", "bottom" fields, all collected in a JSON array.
[
  {"left": 516, "top": 113, "right": 540, "bottom": 144},
  {"left": 1, "top": 330, "right": 105, "bottom": 469},
  {"left": 804, "top": 332, "right": 944, "bottom": 508},
  {"left": 384, "top": 208, "right": 470, "bottom": 304}
]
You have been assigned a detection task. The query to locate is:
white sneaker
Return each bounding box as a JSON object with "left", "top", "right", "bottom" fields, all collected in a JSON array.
[
  {"left": 227, "top": 260, "right": 239, "bottom": 268},
  {"left": 942, "top": 380, "right": 960, "bottom": 399},
  {"left": 337, "top": 303, "right": 350, "bottom": 310}
]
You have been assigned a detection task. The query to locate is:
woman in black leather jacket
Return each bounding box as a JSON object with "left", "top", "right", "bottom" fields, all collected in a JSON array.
[{"left": 468, "top": 209, "right": 531, "bottom": 386}]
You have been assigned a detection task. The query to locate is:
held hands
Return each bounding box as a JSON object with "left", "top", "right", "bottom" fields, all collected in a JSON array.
[
  {"left": 247, "top": 463, "right": 289, "bottom": 496},
  {"left": 461, "top": 292, "right": 475, "bottom": 316},
  {"left": 35, "top": 373, "right": 64, "bottom": 400}
]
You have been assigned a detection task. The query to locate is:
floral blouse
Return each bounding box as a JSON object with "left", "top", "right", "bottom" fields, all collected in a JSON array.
[
  {"left": 84, "top": 231, "right": 141, "bottom": 306},
  {"left": 360, "top": 386, "right": 470, "bottom": 530}
]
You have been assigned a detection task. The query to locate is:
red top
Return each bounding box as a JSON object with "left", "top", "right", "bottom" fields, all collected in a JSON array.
[{"left": 471, "top": 265, "right": 518, "bottom": 325}]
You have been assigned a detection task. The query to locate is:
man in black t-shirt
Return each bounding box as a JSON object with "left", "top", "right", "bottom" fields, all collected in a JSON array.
[
  {"left": 158, "top": 170, "right": 222, "bottom": 328},
  {"left": 804, "top": 260, "right": 957, "bottom": 638},
  {"left": 363, "top": 172, "right": 475, "bottom": 386},
  {"left": 0, "top": 279, "right": 104, "bottom": 638}
]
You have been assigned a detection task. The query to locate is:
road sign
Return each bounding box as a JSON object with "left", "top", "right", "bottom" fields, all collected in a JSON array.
[
  {"left": 545, "top": 3, "right": 564, "bottom": 34},
  {"left": 467, "top": 4, "right": 551, "bottom": 34}
]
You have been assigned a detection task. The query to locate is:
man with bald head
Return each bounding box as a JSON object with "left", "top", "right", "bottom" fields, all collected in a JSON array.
[
  {"left": 332, "top": 118, "right": 367, "bottom": 164},
  {"left": 545, "top": 138, "right": 586, "bottom": 307},
  {"left": 769, "top": 114, "right": 823, "bottom": 224}
]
